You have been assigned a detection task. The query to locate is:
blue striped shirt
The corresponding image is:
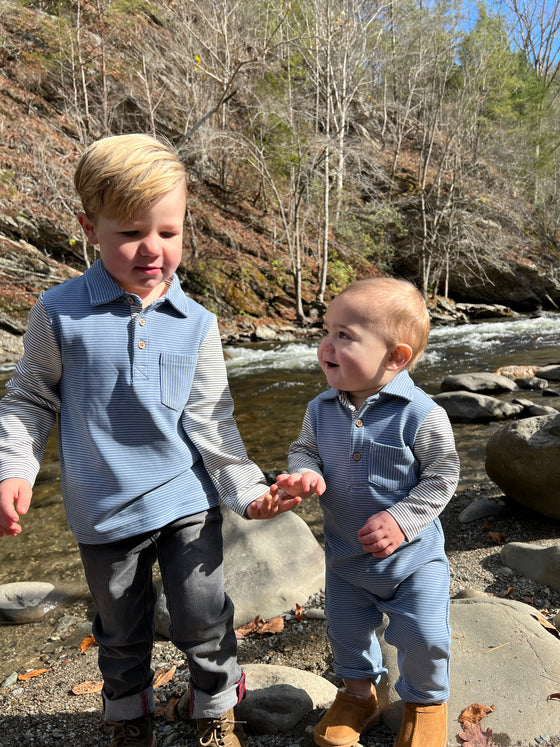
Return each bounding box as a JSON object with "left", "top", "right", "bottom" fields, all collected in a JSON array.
[
  {"left": 0, "top": 259, "right": 267, "bottom": 543},
  {"left": 288, "top": 371, "right": 459, "bottom": 543}
]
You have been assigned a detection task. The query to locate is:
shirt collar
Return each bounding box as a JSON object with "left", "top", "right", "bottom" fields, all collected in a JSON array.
[
  {"left": 319, "top": 370, "right": 416, "bottom": 406},
  {"left": 84, "top": 259, "right": 189, "bottom": 316}
]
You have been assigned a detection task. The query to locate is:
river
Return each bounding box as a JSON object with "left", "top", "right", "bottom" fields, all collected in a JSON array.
[{"left": 0, "top": 312, "right": 559, "bottom": 678}]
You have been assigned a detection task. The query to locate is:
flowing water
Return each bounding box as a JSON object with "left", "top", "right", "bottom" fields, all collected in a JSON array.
[{"left": 0, "top": 312, "right": 559, "bottom": 678}]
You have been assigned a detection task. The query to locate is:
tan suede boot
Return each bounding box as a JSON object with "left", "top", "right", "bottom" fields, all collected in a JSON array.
[
  {"left": 393, "top": 702, "right": 448, "bottom": 747},
  {"left": 313, "top": 689, "right": 381, "bottom": 747}
]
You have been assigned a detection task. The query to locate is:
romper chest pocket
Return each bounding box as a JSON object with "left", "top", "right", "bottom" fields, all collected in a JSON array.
[
  {"left": 160, "top": 352, "right": 197, "bottom": 410},
  {"left": 368, "top": 441, "right": 418, "bottom": 491}
]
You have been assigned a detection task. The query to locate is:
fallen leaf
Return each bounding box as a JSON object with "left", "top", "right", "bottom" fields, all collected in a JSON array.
[
  {"left": 235, "top": 614, "right": 285, "bottom": 638},
  {"left": 548, "top": 693, "right": 560, "bottom": 701},
  {"left": 458, "top": 703, "right": 496, "bottom": 724},
  {"left": 155, "top": 695, "right": 180, "bottom": 720},
  {"left": 78, "top": 635, "right": 97, "bottom": 652},
  {"left": 294, "top": 603, "right": 305, "bottom": 621},
  {"left": 71, "top": 680, "right": 104, "bottom": 695},
  {"left": 482, "top": 520, "right": 494, "bottom": 529},
  {"left": 506, "top": 587, "right": 514, "bottom": 597},
  {"left": 486, "top": 531, "right": 505, "bottom": 545},
  {"left": 458, "top": 721, "right": 494, "bottom": 745},
  {"left": 531, "top": 612, "right": 560, "bottom": 640},
  {"left": 18, "top": 668, "right": 50, "bottom": 681},
  {"left": 153, "top": 665, "right": 176, "bottom": 689}
]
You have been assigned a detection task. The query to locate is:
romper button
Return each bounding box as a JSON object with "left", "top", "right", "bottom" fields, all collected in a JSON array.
[
  {"left": 138, "top": 340, "right": 146, "bottom": 349},
  {"left": 355, "top": 419, "right": 363, "bottom": 427},
  {"left": 353, "top": 452, "right": 361, "bottom": 461},
  {"left": 127, "top": 296, "right": 135, "bottom": 304},
  {"left": 139, "top": 318, "right": 146, "bottom": 326}
]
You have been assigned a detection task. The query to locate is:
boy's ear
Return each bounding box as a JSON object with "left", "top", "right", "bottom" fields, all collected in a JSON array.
[
  {"left": 77, "top": 212, "right": 98, "bottom": 245},
  {"left": 386, "top": 343, "right": 413, "bottom": 371}
]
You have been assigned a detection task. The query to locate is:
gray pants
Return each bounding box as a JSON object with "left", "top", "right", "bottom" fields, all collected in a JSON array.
[{"left": 79, "top": 508, "right": 244, "bottom": 721}]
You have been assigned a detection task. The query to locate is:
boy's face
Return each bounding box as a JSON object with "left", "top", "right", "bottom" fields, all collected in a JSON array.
[
  {"left": 318, "top": 292, "right": 409, "bottom": 407},
  {"left": 78, "top": 183, "right": 187, "bottom": 304}
]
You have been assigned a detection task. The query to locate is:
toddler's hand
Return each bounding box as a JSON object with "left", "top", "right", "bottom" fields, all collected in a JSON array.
[
  {"left": 275, "top": 471, "right": 326, "bottom": 498},
  {"left": 245, "top": 484, "right": 302, "bottom": 520},
  {"left": 0, "top": 478, "right": 32, "bottom": 536},
  {"left": 357, "top": 510, "right": 405, "bottom": 558}
]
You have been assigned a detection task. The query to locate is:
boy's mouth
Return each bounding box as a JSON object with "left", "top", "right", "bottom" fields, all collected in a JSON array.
[{"left": 324, "top": 361, "right": 339, "bottom": 369}]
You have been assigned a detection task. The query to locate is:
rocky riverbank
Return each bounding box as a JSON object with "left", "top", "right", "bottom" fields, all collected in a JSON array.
[{"left": 1, "top": 477, "right": 559, "bottom": 747}]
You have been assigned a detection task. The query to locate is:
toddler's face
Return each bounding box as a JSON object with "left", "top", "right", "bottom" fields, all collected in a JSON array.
[
  {"left": 79, "top": 183, "right": 186, "bottom": 304},
  {"left": 318, "top": 292, "right": 396, "bottom": 407}
]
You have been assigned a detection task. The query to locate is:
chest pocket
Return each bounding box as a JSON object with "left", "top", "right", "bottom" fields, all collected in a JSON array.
[
  {"left": 160, "top": 352, "right": 197, "bottom": 410},
  {"left": 368, "top": 441, "right": 418, "bottom": 492}
]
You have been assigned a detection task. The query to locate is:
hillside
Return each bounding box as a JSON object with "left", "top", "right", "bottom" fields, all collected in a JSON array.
[{"left": 1, "top": 0, "right": 559, "bottom": 345}]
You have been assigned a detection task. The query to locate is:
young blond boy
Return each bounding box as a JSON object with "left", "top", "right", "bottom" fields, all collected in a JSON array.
[
  {"left": 277, "top": 278, "right": 460, "bottom": 747},
  {"left": 0, "top": 134, "right": 299, "bottom": 747}
]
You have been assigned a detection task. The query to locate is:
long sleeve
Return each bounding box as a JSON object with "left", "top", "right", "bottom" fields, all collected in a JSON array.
[
  {"left": 0, "top": 297, "right": 60, "bottom": 485},
  {"left": 287, "top": 408, "right": 324, "bottom": 478},
  {"left": 386, "top": 406, "right": 459, "bottom": 540},
  {"left": 182, "top": 318, "right": 268, "bottom": 516}
]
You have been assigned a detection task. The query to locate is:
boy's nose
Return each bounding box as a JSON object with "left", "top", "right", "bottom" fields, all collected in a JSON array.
[{"left": 139, "top": 235, "right": 160, "bottom": 256}]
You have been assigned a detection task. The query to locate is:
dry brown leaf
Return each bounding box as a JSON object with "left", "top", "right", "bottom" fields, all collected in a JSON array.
[
  {"left": 458, "top": 703, "right": 496, "bottom": 725},
  {"left": 548, "top": 693, "right": 560, "bottom": 701},
  {"left": 18, "top": 668, "right": 50, "bottom": 681},
  {"left": 294, "top": 603, "right": 305, "bottom": 621},
  {"left": 71, "top": 680, "right": 104, "bottom": 695},
  {"left": 235, "top": 614, "right": 285, "bottom": 638},
  {"left": 153, "top": 665, "right": 176, "bottom": 689},
  {"left": 155, "top": 695, "right": 180, "bottom": 720},
  {"left": 531, "top": 612, "right": 560, "bottom": 640},
  {"left": 482, "top": 520, "right": 494, "bottom": 530},
  {"left": 78, "top": 635, "right": 97, "bottom": 652},
  {"left": 458, "top": 721, "right": 494, "bottom": 745},
  {"left": 486, "top": 532, "right": 505, "bottom": 545}
]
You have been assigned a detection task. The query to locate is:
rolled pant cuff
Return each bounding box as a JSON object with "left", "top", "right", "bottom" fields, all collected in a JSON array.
[
  {"left": 189, "top": 671, "right": 246, "bottom": 719},
  {"left": 103, "top": 686, "right": 155, "bottom": 721}
]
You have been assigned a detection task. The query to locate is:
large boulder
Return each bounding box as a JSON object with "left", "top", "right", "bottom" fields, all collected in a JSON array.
[
  {"left": 0, "top": 582, "right": 73, "bottom": 624},
  {"left": 378, "top": 597, "right": 560, "bottom": 745},
  {"left": 485, "top": 413, "right": 560, "bottom": 518},
  {"left": 432, "top": 391, "right": 523, "bottom": 423},
  {"left": 155, "top": 507, "right": 326, "bottom": 634}
]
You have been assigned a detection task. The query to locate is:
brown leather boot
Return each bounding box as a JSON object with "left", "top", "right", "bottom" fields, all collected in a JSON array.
[
  {"left": 393, "top": 702, "right": 447, "bottom": 747},
  {"left": 196, "top": 708, "right": 245, "bottom": 747},
  {"left": 313, "top": 689, "right": 381, "bottom": 747}
]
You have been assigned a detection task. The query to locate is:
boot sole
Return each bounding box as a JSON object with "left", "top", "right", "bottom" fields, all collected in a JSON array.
[{"left": 313, "top": 708, "right": 381, "bottom": 747}]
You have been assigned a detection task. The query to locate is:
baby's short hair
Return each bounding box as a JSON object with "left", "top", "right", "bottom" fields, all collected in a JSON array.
[
  {"left": 340, "top": 277, "right": 430, "bottom": 370},
  {"left": 74, "top": 134, "right": 186, "bottom": 222}
]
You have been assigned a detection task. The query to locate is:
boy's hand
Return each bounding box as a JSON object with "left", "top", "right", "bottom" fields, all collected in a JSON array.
[
  {"left": 358, "top": 510, "right": 405, "bottom": 558},
  {"left": 0, "top": 478, "right": 32, "bottom": 536},
  {"left": 275, "top": 471, "right": 326, "bottom": 498},
  {"left": 245, "top": 484, "right": 302, "bottom": 520}
]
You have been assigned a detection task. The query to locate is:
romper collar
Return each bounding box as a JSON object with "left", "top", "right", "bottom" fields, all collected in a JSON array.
[{"left": 319, "top": 370, "right": 416, "bottom": 406}]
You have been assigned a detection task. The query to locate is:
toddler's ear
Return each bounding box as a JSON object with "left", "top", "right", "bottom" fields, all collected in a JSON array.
[
  {"left": 77, "top": 212, "right": 99, "bottom": 245},
  {"left": 387, "top": 343, "right": 413, "bottom": 371}
]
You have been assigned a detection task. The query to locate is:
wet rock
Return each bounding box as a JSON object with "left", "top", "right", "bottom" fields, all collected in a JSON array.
[
  {"left": 432, "top": 391, "right": 523, "bottom": 423},
  {"left": 485, "top": 413, "right": 560, "bottom": 519},
  {"left": 440, "top": 372, "right": 518, "bottom": 393},
  {"left": 515, "top": 375, "right": 548, "bottom": 390},
  {"left": 0, "top": 582, "right": 72, "bottom": 624},
  {"left": 501, "top": 542, "right": 560, "bottom": 592},
  {"left": 536, "top": 364, "right": 560, "bottom": 382}
]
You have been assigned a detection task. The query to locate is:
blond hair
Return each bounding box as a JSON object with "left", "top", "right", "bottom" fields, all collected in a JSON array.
[
  {"left": 340, "top": 277, "right": 430, "bottom": 370},
  {"left": 74, "top": 134, "right": 186, "bottom": 222}
]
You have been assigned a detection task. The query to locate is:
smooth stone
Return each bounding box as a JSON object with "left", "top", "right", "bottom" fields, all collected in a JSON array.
[
  {"left": 458, "top": 496, "right": 508, "bottom": 523},
  {"left": 501, "top": 542, "right": 560, "bottom": 592},
  {"left": 440, "top": 372, "right": 518, "bottom": 393},
  {"left": 432, "top": 391, "right": 524, "bottom": 422},
  {"left": 0, "top": 582, "right": 72, "bottom": 624}
]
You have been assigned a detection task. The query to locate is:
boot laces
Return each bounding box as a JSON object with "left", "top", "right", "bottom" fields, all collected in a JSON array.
[
  {"left": 199, "top": 712, "right": 242, "bottom": 747},
  {"left": 108, "top": 719, "right": 150, "bottom": 746}
]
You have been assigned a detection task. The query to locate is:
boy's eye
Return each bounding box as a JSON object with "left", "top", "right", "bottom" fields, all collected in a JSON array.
[
  {"left": 121, "top": 230, "right": 139, "bottom": 237},
  {"left": 160, "top": 232, "right": 176, "bottom": 239}
]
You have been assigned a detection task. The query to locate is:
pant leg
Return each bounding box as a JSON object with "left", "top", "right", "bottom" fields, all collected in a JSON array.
[
  {"left": 79, "top": 533, "right": 158, "bottom": 721},
  {"left": 325, "top": 566, "right": 388, "bottom": 683},
  {"left": 156, "top": 508, "right": 244, "bottom": 719},
  {"left": 380, "top": 555, "right": 451, "bottom": 703}
]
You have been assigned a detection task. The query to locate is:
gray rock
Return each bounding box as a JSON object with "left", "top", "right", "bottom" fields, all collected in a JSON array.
[
  {"left": 0, "top": 582, "right": 72, "bottom": 624},
  {"left": 501, "top": 542, "right": 560, "bottom": 592},
  {"left": 377, "top": 597, "right": 560, "bottom": 744},
  {"left": 155, "top": 507, "right": 325, "bottom": 635},
  {"left": 511, "top": 397, "right": 558, "bottom": 417},
  {"left": 535, "top": 364, "right": 560, "bottom": 381},
  {"left": 485, "top": 413, "right": 560, "bottom": 519},
  {"left": 432, "top": 391, "right": 524, "bottom": 423},
  {"left": 515, "top": 375, "right": 548, "bottom": 390},
  {"left": 440, "top": 372, "right": 518, "bottom": 393},
  {"left": 236, "top": 664, "right": 337, "bottom": 734},
  {"left": 458, "top": 496, "right": 507, "bottom": 523}
]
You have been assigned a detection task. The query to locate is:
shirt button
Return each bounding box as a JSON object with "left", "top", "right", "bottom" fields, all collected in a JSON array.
[
  {"left": 127, "top": 296, "right": 135, "bottom": 305},
  {"left": 138, "top": 340, "right": 146, "bottom": 349},
  {"left": 353, "top": 452, "right": 361, "bottom": 461},
  {"left": 139, "top": 318, "right": 146, "bottom": 326},
  {"left": 355, "top": 419, "right": 363, "bottom": 427}
]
